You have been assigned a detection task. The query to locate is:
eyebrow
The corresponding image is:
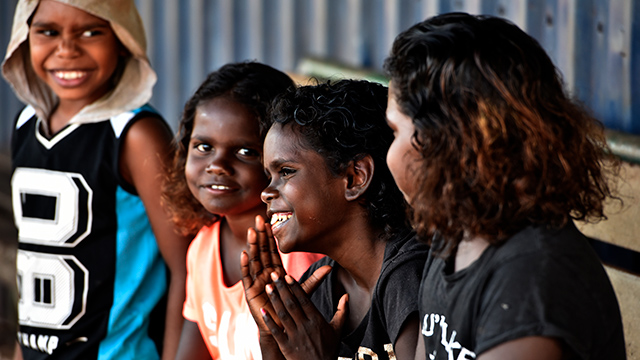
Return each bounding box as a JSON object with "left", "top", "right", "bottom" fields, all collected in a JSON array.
[
  {"left": 30, "top": 21, "right": 110, "bottom": 31},
  {"left": 266, "top": 157, "right": 299, "bottom": 170}
]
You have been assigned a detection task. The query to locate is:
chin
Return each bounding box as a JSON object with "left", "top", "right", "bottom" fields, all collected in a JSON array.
[{"left": 274, "top": 236, "right": 295, "bottom": 254}]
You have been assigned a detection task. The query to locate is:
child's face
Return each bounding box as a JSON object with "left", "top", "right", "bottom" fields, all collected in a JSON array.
[
  {"left": 262, "top": 123, "right": 348, "bottom": 254},
  {"left": 386, "top": 83, "right": 422, "bottom": 204},
  {"left": 28, "top": 0, "right": 122, "bottom": 107},
  {"left": 185, "top": 98, "right": 268, "bottom": 217}
]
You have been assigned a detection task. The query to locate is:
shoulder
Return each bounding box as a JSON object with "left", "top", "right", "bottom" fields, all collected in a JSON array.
[
  {"left": 376, "top": 230, "right": 427, "bottom": 303},
  {"left": 473, "top": 223, "right": 623, "bottom": 357},
  {"left": 380, "top": 230, "right": 429, "bottom": 279},
  {"left": 301, "top": 255, "right": 335, "bottom": 279},
  {"left": 489, "top": 222, "right": 603, "bottom": 279},
  {"left": 186, "top": 223, "right": 220, "bottom": 272},
  {"left": 188, "top": 223, "right": 220, "bottom": 257},
  {"left": 15, "top": 105, "right": 36, "bottom": 130},
  {"left": 110, "top": 105, "right": 170, "bottom": 141}
]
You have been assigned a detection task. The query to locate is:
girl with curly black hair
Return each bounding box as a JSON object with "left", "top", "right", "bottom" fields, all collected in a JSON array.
[
  {"left": 241, "top": 79, "right": 429, "bottom": 360},
  {"left": 162, "top": 61, "right": 322, "bottom": 360},
  {"left": 384, "top": 12, "right": 626, "bottom": 360}
]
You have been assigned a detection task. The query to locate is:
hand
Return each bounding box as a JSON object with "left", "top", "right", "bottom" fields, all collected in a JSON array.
[
  {"left": 241, "top": 215, "right": 286, "bottom": 333},
  {"left": 241, "top": 215, "right": 331, "bottom": 333},
  {"left": 261, "top": 272, "right": 348, "bottom": 360}
]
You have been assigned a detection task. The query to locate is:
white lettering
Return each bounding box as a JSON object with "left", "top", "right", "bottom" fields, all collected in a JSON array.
[
  {"left": 384, "top": 343, "right": 397, "bottom": 360},
  {"left": 37, "top": 335, "right": 49, "bottom": 353},
  {"left": 47, "top": 336, "right": 59, "bottom": 355},
  {"left": 17, "top": 332, "right": 59, "bottom": 355},
  {"left": 357, "top": 346, "right": 378, "bottom": 360},
  {"left": 421, "top": 314, "right": 475, "bottom": 360},
  {"left": 456, "top": 348, "right": 475, "bottom": 360},
  {"left": 423, "top": 313, "right": 440, "bottom": 337},
  {"left": 29, "top": 334, "right": 37, "bottom": 350},
  {"left": 201, "top": 303, "right": 262, "bottom": 360}
]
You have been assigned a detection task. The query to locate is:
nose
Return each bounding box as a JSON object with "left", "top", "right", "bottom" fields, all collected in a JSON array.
[
  {"left": 205, "top": 154, "right": 233, "bottom": 175},
  {"left": 56, "top": 37, "right": 80, "bottom": 58},
  {"left": 261, "top": 184, "right": 278, "bottom": 204}
]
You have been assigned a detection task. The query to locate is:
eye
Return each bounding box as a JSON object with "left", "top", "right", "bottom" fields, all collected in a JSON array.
[
  {"left": 278, "top": 167, "right": 296, "bottom": 177},
  {"left": 194, "top": 143, "right": 211, "bottom": 153},
  {"left": 34, "top": 29, "right": 58, "bottom": 37},
  {"left": 81, "top": 29, "right": 103, "bottom": 38},
  {"left": 237, "top": 148, "right": 260, "bottom": 158}
]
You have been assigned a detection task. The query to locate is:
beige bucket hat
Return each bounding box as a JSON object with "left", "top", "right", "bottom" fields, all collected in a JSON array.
[{"left": 2, "top": 0, "right": 157, "bottom": 128}]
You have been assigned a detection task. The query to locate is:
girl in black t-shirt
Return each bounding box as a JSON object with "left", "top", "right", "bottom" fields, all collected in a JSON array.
[
  {"left": 383, "top": 12, "right": 626, "bottom": 360},
  {"left": 240, "top": 80, "right": 429, "bottom": 360}
]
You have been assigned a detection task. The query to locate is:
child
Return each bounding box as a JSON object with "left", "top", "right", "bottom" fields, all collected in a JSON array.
[
  {"left": 383, "top": 12, "right": 626, "bottom": 359},
  {"left": 2, "top": 0, "right": 190, "bottom": 359},
  {"left": 162, "top": 61, "right": 323, "bottom": 360},
  {"left": 241, "top": 80, "right": 429, "bottom": 360}
]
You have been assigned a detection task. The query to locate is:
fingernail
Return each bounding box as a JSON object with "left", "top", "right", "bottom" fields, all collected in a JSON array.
[
  {"left": 285, "top": 275, "right": 294, "bottom": 284},
  {"left": 270, "top": 272, "right": 279, "bottom": 282},
  {"left": 260, "top": 308, "right": 267, "bottom": 316},
  {"left": 266, "top": 284, "right": 272, "bottom": 294}
]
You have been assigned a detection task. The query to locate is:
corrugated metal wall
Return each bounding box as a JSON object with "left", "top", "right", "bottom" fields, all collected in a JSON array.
[{"left": 1, "top": 0, "right": 638, "bottom": 152}]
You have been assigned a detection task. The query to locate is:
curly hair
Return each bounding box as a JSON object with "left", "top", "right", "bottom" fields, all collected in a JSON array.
[
  {"left": 162, "top": 61, "right": 294, "bottom": 236},
  {"left": 384, "top": 13, "right": 618, "bottom": 251},
  {"left": 269, "top": 79, "right": 408, "bottom": 239}
]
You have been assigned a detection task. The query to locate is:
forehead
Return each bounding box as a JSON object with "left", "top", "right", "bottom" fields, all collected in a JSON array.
[
  {"left": 194, "top": 98, "right": 258, "bottom": 130},
  {"left": 32, "top": 0, "right": 109, "bottom": 25},
  {"left": 264, "top": 123, "right": 311, "bottom": 161}
]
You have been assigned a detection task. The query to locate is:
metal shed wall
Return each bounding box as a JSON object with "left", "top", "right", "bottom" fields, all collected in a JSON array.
[{"left": 0, "top": 0, "right": 638, "bottom": 151}]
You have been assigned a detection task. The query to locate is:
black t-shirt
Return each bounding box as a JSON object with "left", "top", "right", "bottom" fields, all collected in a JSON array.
[
  {"left": 301, "top": 230, "right": 429, "bottom": 360},
  {"left": 419, "top": 222, "right": 626, "bottom": 360}
]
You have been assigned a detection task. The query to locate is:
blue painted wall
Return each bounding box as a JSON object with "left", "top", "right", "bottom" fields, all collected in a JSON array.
[{"left": 1, "top": 0, "right": 638, "bottom": 151}]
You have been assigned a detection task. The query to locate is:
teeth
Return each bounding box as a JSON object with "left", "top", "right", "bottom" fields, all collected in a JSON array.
[
  {"left": 270, "top": 213, "right": 292, "bottom": 226},
  {"left": 54, "top": 71, "right": 86, "bottom": 80},
  {"left": 210, "top": 184, "right": 230, "bottom": 190}
]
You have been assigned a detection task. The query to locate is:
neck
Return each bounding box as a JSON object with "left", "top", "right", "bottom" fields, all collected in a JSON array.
[
  {"left": 454, "top": 233, "right": 490, "bottom": 272},
  {"left": 223, "top": 209, "right": 267, "bottom": 246},
  {"left": 48, "top": 100, "right": 87, "bottom": 135},
  {"left": 328, "top": 214, "right": 387, "bottom": 290}
]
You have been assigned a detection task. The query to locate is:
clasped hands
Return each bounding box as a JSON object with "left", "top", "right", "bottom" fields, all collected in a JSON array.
[{"left": 240, "top": 215, "right": 348, "bottom": 360}]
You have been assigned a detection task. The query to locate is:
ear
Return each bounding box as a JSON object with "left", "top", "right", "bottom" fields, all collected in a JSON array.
[{"left": 344, "top": 155, "right": 374, "bottom": 201}]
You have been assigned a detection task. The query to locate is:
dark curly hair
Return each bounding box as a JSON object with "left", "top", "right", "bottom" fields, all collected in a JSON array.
[
  {"left": 162, "top": 61, "right": 294, "bottom": 236},
  {"left": 269, "top": 79, "right": 408, "bottom": 239},
  {"left": 384, "top": 13, "right": 618, "bottom": 252}
]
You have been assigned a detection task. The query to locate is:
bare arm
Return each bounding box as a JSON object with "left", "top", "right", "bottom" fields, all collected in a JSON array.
[
  {"left": 478, "top": 336, "right": 564, "bottom": 360},
  {"left": 120, "top": 116, "right": 191, "bottom": 360},
  {"left": 394, "top": 314, "right": 420, "bottom": 360},
  {"left": 174, "top": 320, "right": 212, "bottom": 360},
  {"left": 413, "top": 324, "right": 425, "bottom": 360}
]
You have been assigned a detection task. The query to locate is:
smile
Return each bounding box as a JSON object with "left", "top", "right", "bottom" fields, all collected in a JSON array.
[
  {"left": 53, "top": 71, "right": 87, "bottom": 80},
  {"left": 270, "top": 212, "right": 292, "bottom": 228},
  {"left": 210, "top": 184, "right": 230, "bottom": 190}
]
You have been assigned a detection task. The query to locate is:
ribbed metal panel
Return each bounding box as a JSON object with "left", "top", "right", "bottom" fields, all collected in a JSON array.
[{"left": 0, "top": 0, "right": 638, "bottom": 151}]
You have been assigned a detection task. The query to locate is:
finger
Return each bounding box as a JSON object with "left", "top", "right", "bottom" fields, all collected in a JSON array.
[
  {"left": 285, "top": 275, "right": 320, "bottom": 313},
  {"left": 330, "top": 293, "right": 349, "bottom": 334},
  {"left": 264, "top": 223, "right": 284, "bottom": 274},
  {"left": 246, "top": 227, "right": 264, "bottom": 277},
  {"left": 300, "top": 265, "right": 332, "bottom": 295},
  {"left": 260, "top": 307, "right": 287, "bottom": 343},
  {"left": 255, "top": 215, "right": 274, "bottom": 271},
  {"left": 240, "top": 251, "right": 253, "bottom": 290},
  {"left": 266, "top": 279, "right": 299, "bottom": 333},
  {"left": 272, "top": 272, "right": 310, "bottom": 323}
]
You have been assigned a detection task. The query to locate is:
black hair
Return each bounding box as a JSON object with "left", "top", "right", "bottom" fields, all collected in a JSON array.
[
  {"left": 384, "top": 13, "right": 617, "bottom": 251},
  {"left": 269, "top": 79, "right": 408, "bottom": 238},
  {"left": 163, "top": 61, "right": 294, "bottom": 236}
]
